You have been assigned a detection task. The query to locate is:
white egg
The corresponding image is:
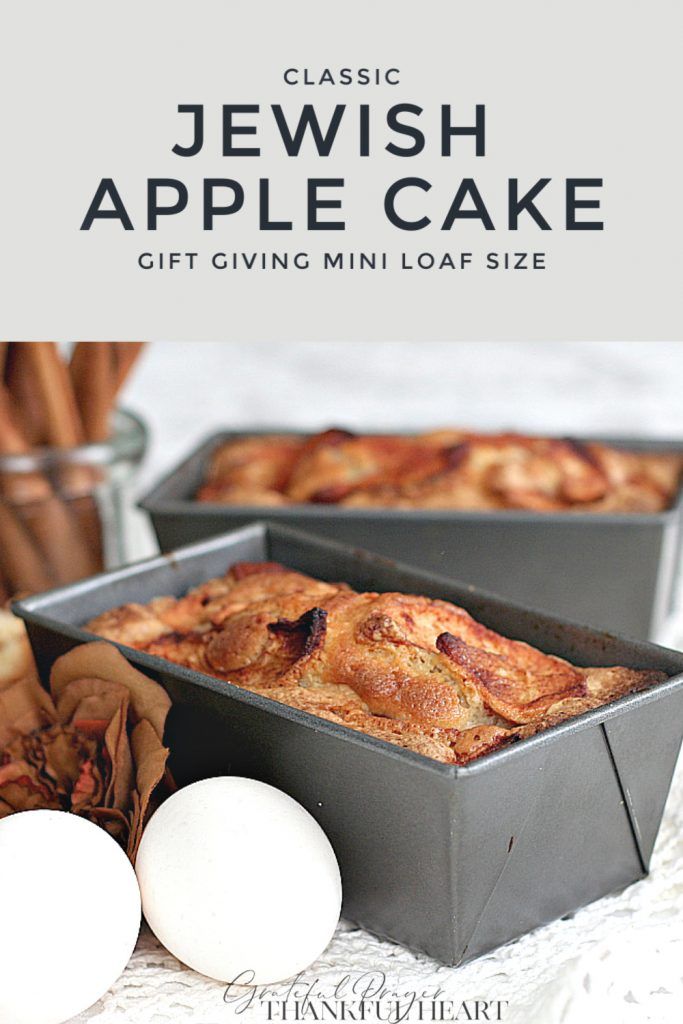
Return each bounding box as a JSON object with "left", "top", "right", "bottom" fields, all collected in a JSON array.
[
  {"left": 135, "top": 777, "right": 342, "bottom": 984},
  {"left": 0, "top": 810, "right": 141, "bottom": 1024}
]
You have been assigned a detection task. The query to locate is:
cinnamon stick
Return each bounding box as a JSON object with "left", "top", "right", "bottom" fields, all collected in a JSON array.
[
  {"left": 0, "top": 340, "right": 144, "bottom": 595},
  {"left": 0, "top": 384, "right": 55, "bottom": 505},
  {"left": 0, "top": 384, "right": 34, "bottom": 455},
  {"left": 70, "top": 342, "right": 117, "bottom": 443},
  {"left": 20, "top": 343, "right": 103, "bottom": 574},
  {"left": 70, "top": 342, "right": 145, "bottom": 443},
  {"left": 4, "top": 343, "right": 49, "bottom": 445},
  {"left": 22, "top": 342, "right": 85, "bottom": 447},
  {"left": 112, "top": 342, "right": 145, "bottom": 395},
  {"left": 0, "top": 502, "right": 54, "bottom": 593},
  {"left": 0, "top": 381, "right": 99, "bottom": 586},
  {"left": 0, "top": 382, "right": 53, "bottom": 593}
]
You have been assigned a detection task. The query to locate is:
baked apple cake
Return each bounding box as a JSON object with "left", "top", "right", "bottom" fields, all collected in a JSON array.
[
  {"left": 86, "top": 562, "right": 665, "bottom": 765},
  {"left": 196, "top": 430, "right": 682, "bottom": 512}
]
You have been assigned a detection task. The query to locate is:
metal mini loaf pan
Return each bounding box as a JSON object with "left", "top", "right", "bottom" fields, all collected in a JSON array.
[
  {"left": 138, "top": 431, "right": 683, "bottom": 642},
  {"left": 13, "top": 523, "right": 683, "bottom": 968}
]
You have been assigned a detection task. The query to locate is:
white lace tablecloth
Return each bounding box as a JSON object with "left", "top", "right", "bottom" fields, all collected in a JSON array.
[{"left": 72, "top": 342, "right": 683, "bottom": 1023}]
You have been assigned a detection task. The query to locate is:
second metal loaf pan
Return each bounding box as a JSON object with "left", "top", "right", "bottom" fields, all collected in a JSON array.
[{"left": 138, "top": 431, "right": 683, "bottom": 641}]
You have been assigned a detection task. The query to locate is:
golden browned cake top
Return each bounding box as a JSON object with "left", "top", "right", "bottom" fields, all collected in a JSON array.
[
  {"left": 86, "top": 562, "right": 665, "bottom": 766},
  {"left": 195, "top": 429, "right": 682, "bottom": 512}
]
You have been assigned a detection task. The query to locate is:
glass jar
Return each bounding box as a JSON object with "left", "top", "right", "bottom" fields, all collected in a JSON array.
[{"left": 0, "top": 409, "right": 147, "bottom": 598}]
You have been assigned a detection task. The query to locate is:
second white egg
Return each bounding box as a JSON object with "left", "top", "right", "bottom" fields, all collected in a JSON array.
[{"left": 135, "top": 776, "right": 342, "bottom": 984}]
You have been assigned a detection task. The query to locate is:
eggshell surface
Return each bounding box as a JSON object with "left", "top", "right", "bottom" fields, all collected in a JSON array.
[
  {"left": 0, "top": 809, "right": 141, "bottom": 1024},
  {"left": 135, "top": 776, "right": 342, "bottom": 984}
]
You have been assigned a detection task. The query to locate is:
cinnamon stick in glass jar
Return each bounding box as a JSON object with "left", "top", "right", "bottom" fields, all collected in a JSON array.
[
  {"left": 0, "top": 382, "right": 95, "bottom": 588},
  {"left": 18, "top": 343, "right": 103, "bottom": 577},
  {"left": 0, "top": 341, "right": 146, "bottom": 597}
]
